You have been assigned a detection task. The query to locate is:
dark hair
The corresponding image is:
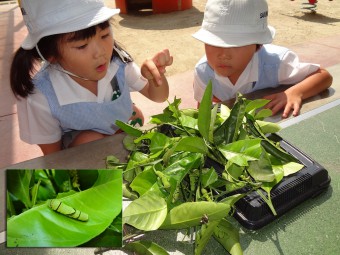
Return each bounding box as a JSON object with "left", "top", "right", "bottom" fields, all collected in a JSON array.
[{"left": 10, "top": 20, "right": 131, "bottom": 98}]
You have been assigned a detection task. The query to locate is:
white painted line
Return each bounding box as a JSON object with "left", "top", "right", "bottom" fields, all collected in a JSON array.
[{"left": 0, "top": 231, "right": 5, "bottom": 244}]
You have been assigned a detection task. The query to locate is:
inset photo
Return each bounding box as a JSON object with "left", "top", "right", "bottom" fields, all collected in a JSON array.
[{"left": 6, "top": 169, "right": 122, "bottom": 248}]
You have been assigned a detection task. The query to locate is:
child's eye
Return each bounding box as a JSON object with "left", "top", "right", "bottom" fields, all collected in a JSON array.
[
  {"left": 76, "top": 44, "right": 87, "bottom": 49},
  {"left": 102, "top": 33, "right": 110, "bottom": 39}
]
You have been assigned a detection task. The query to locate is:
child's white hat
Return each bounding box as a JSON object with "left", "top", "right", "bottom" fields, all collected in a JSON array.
[
  {"left": 192, "top": 0, "right": 275, "bottom": 48},
  {"left": 19, "top": 0, "right": 120, "bottom": 50}
]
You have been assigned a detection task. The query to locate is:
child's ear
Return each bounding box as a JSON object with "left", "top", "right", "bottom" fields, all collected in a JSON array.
[
  {"left": 48, "top": 56, "right": 57, "bottom": 63},
  {"left": 256, "top": 44, "right": 263, "bottom": 51}
]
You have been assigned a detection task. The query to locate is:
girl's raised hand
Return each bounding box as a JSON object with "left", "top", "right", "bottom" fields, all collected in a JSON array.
[{"left": 141, "top": 49, "right": 173, "bottom": 86}]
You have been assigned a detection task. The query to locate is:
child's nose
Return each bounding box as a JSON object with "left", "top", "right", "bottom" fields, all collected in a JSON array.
[
  {"left": 219, "top": 48, "right": 232, "bottom": 60},
  {"left": 93, "top": 42, "right": 106, "bottom": 59}
]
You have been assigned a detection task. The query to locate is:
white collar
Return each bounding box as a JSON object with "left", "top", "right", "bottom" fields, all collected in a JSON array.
[{"left": 48, "top": 61, "right": 119, "bottom": 105}]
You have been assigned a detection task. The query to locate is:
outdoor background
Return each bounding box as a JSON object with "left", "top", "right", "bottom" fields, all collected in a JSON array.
[{"left": 107, "top": 0, "right": 340, "bottom": 76}]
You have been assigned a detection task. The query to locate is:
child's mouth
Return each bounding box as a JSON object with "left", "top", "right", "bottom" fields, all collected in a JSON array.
[{"left": 96, "top": 63, "right": 107, "bottom": 72}]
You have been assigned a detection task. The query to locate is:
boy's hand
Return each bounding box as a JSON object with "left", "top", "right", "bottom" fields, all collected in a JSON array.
[
  {"left": 263, "top": 90, "right": 302, "bottom": 118},
  {"left": 141, "top": 49, "right": 173, "bottom": 86}
]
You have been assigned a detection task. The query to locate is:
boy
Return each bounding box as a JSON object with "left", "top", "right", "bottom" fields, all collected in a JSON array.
[{"left": 192, "top": 0, "right": 332, "bottom": 118}]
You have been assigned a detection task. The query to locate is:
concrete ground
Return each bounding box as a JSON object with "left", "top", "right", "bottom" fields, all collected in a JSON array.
[{"left": 1, "top": 1, "right": 340, "bottom": 169}]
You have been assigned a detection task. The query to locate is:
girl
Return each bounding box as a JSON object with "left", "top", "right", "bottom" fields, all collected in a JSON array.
[{"left": 11, "top": 0, "right": 173, "bottom": 155}]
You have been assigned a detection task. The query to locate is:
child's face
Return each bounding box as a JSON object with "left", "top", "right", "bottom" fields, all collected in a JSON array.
[
  {"left": 205, "top": 44, "right": 257, "bottom": 84},
  {"left": 57, "top": 26, "right": 114, "bottom": 84}
]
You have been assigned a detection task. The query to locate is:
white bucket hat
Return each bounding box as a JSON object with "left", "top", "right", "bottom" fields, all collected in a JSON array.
[
  {"left": 19, "top": 0, "right": 120, "bottom": 50},
  {"left": 193, "top": 0, "right": 275, "bottom": 48}
]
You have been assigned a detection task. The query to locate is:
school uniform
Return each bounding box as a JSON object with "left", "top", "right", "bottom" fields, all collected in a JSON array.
[{"left": 16, "top": 57, "right": 147, "bottom": 145}]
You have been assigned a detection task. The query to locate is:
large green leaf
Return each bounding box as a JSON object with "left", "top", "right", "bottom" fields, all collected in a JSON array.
[
  {"left": 124, "top": 240, "right": 170, "bottom": 255},
  {"left": 198, "top": 80, "right": 212, "bottom": 141},
  {"left": 218, "top": 139, "right": 262, "bottom": 166},
  {"left": 160, "top": 202, "right": 230, "bottom": 229},
  {"left": 248, "top": 150, "right": 276, "bottom": 182},
  {"left": 213, "top": 218, "right": 243, "bottom": 255},
  {"left": 274, "top": 162, "right": 304, "bottom": 177},
  {"left": 7, "top": 170, "right": 122, "bottom": 247},
  {"left": 123, "top": 192, "right": 167, "bottom": 231}
]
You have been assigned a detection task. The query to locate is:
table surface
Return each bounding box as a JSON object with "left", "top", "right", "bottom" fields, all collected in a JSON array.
[{"left": 1, "top": 99, "right": 340, "bottom": 255}]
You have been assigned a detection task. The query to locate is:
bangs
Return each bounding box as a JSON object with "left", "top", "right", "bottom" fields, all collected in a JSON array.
[{"left": 65, "top": 21, "right": 111, "bottom": 42}]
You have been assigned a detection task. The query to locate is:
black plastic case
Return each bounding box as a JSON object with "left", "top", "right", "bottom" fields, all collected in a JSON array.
[{"left": 209, "top": 134, "right": 331, "bottom": 230}]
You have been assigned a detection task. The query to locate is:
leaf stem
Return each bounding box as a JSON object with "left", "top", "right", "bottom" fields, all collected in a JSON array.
[{"left": 256, "top": 189, "right": 277, "bottom": 216}]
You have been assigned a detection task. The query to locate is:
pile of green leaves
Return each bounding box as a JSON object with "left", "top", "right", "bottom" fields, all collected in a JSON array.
[
  {"left": 6, "top": 169, "right": 122, "bottom": 247},
  {"left": 107, "top": 82, "right": 303, "bottom": 255}
]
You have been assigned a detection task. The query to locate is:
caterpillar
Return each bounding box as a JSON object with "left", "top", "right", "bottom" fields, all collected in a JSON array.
[
  {"left": 155, "top": 170, "right": 170, "bottom": 189},
  {"left": 48, "top": 199, "right": 89, "bottom": 222},
  {"left": 201, "top": 188, "right": 213, "bottom": 202}
]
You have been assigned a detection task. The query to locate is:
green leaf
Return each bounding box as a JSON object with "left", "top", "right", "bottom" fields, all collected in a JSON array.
[
  {"left": 77, "top": 170, "right": 99, "bottom": 190},
  {"left": 82, "top": 212, "right": 122, "bottom": 247},
  {"left": 124, "top": 240, "right": 170, "bottom": 255},
  {"left": 52, "top": 170, "right": 71, "bottom": 192},
  {"left": 6, "top": 191, "right": 16, "bottom": 218},
  {"left": 209, "top": 103, "right": 219, "bottom": 143},
  {"left": 195, "top": 220, "right": 220, "bottom": 255},
  {"left": 261, "top": 139, "right": 297, "bottom": 163},
  {"left": 179, "top": 114, "right": 198, "bottom": 130},
  {"left": 123, "top": 135, "right": 137, "bottom": 151},
  {"left": 225, "top": 163, "right": 244, "bottom": 180},
  {"left": 214, "top": 95, "right": 246, "bottom": 145},
  {"left": 219, "top": 193, "right": 245, "bottom": 206},
  {"left": 7, "top": 169, "right": 34, "bottom": 209},
  {"left": 164, "top": 152, "right": 203, "bottom": 182},
  {"left": 160, "top": 202, "right": 230, "bottom": 229},
  {"left": 201, "top": 168, "right": 218, "bottom": 188},
  {"left": 123, "top": 192, "right": 167, "bottom": 231},
  {"left": 7, "top": 170, "right": 122, "bottom": 247},
  {"left": 255, "top": 108, "right": 272, "bottom": 120},
  {"left": 213, "top": 218, "right": 243, "bottom": 255},
  {"left": 261, "top": 166, "right": 284, "bottom": 194},
  {"left": 130, "top": 168, "right": 158, "bottom": 196},
  {"left": 135, "top": 132, "right": 171, "bottom": 154},
  {"left": 218, "top": 139, "right": 262, "bottom": 166},
  {"left": 245, "top": 98, "right": 270, "bottom": 113},
  {"left": 248, "top": 150, "right": 276, "bottom": 182},
  {"left": 256, "top": 120, "right": 281, "bottom": 134},
  {"left": 198, "top": 80, "right": 213, "bottom": 141},
  {"left": 279, "top": 162, "right": 304, "bottom": 176},
  {"left": 174, "top": 137, "right": 208, "bottom": 154},
  {"left": 123, "top": 183, "right": 139, "bottom": 200},
  {"left": 115, "top": 120, "right": 143, "bottom": 137}
]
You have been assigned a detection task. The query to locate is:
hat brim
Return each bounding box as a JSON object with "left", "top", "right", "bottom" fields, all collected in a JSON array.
[
  {"left": 22, "top": 7, "right": 120, "bottom": 50},
  {"left": 192, "top": 25, "right": 276, "bottom": 48}
]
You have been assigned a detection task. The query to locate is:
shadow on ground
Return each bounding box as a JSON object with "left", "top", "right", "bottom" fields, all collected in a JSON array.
[{"left": 118, "top": 6, "right": 203, "bottom": 30}]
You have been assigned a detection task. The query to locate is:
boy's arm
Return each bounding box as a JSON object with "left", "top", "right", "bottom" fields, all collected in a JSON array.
[
  {"left": 263, "top": 67, "right": 333, "bottom": 118},
  {"left": 139, "top": 49, "right": 173, "bottom": 103}
]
